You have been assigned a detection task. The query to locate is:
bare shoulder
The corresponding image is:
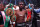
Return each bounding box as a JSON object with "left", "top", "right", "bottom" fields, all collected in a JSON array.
[
  {"left": 23, "top": 9, "right": 26, "bottom": 13},
  {"left": 15, "top": 10, "right": 19, "bottom": 14}
]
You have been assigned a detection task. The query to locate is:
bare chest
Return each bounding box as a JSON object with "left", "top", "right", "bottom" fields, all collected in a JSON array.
[{"left": 17, "top": 10, "right": 25, "bottom": 16}]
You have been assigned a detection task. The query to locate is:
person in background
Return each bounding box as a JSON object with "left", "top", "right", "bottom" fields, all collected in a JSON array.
[
  {"left": 32, "top": 7, "right": 39, "bottom": 27},
  {"left": 0, "top": 3, "right": 5, "bottom": 27}
]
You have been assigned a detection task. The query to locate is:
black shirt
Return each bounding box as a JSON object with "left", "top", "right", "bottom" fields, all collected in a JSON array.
[
  {"left": 33, "top": 9, "right": 40, "bottom": 20},
  {"left": 0, "top": 11, "right": 4, "bottom": 25}
]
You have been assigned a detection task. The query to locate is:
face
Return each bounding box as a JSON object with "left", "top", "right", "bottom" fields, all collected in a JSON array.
[
  {"left": 19, "top": 2, "right": 24, "bottom": 8},
  {"left": 25, "top": 6, "right": 29, "bottom": 9},
  {"left": 0, "top": 4, "right": 4, "bottom": 11}
]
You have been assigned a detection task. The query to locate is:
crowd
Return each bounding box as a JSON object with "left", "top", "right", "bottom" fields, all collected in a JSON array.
[{"left": 0, "top": 1, "right": 40, "bottom": 27}]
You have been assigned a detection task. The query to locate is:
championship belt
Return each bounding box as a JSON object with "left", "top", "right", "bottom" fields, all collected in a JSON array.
[
  {"left": 4, "top": 4, "right": 15, "bottom": 27},
  {"left": 5, "top": 8, "right": 14, "bottom": 22},
  {"left": 6, "top": 8, "right": 13, "bottom": 16},
  {"left": 11, "top": 14, "right": 16, "bottom": 22}
]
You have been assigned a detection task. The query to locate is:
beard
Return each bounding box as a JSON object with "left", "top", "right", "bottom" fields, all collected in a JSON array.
[{"left": 19, "top": 7, "right": 23, "bottom": 11}]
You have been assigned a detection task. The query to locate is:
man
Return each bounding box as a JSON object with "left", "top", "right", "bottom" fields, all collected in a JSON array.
[
  {"left": 0, "top": 3, "right": 5, "bottom": 27},
  {"left": 32, "top": 7, "right": 39, "bottom": 27},
  {"left": 14, "top": 1, "right": 31, "bottom": 27},
  {"left": 25, "top": 5, "right": 33, "bottom": 27},
  {"left": 26, "top": 8, "right": 32, "bottom": 21}
]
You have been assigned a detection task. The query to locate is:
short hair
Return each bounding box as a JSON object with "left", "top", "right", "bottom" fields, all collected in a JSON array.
[{"left": 18, "top": 1, "right": 25, "bottom": 5}]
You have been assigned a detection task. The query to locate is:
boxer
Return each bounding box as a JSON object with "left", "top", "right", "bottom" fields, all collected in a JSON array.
[{"left": 15, "top": 2, "right": 27, "bottom": 27}]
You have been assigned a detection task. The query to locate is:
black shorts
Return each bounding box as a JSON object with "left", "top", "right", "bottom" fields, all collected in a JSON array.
[{"left": 15, "top": 23, "right": 26, "bottom": 27}]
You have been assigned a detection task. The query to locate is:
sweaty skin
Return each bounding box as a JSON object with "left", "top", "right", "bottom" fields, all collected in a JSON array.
[{"left": 16, "top": 10, "right": 26, "bottom": 23}]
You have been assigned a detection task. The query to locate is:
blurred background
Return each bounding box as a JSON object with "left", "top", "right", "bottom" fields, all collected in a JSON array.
[
  {"left": 0, "top": 0, "right": 40, "bottom": 27},
  {"left": 0, "top": 0, "right": 40, "bottom": 7}
]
